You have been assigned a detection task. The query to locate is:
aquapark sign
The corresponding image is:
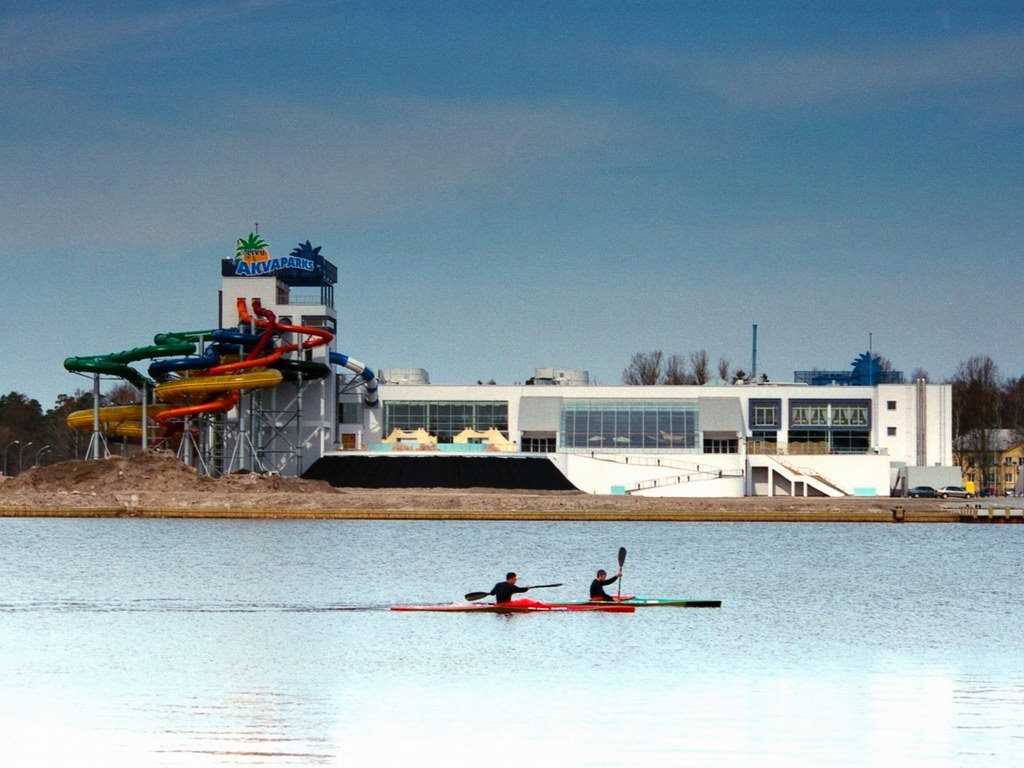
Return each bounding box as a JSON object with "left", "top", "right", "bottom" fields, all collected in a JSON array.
[{"left": 231, "top": 232, "right": 315, "bottom": 276}]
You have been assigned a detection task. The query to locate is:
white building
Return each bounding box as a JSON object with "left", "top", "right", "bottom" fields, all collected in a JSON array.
[
  {"left": 134, "top": 242, "right": 956, "bottom": 498},
  {"left": 322, "top": 377, "right": 952, "bottom": 498}
]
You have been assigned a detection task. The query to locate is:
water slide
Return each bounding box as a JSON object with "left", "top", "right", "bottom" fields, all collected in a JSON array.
[
  {"left": 63, "top": 319, "right": 290, "bottom": 441},
  {"left": 149, "top": 300, "right": 306, "bottom": 426},
  {"left": 64, "top": 335, "right": 200, "bottom": 441},
  {"left": 236, "top": 297, "right": 378, "bottom": 405},
  {"left": 64, "top": 297, "right": 378, "bottom": 444},
  {"left": 330, "top": 352, "right": 379, "bottom": 407}
]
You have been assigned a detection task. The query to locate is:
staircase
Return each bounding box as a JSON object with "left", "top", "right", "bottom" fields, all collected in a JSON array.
[
  {"left": 752, "top": 455, "right": 847, "bottom": 497},
  {"left": 583, "top": 453, "right": 744, "bottom": 494}
]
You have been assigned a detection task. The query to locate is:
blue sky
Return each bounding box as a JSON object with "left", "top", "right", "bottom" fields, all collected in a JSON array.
[{"left": 3, "top": 1, "right": 1023, "bottom": 408}]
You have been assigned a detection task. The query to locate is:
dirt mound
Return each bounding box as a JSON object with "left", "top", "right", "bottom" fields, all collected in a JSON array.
[{"left": 4, "top": 452, "right": 335, "bottom": 496}]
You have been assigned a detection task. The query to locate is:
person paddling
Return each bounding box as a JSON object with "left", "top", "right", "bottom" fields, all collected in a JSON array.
[
  {"left": 490, "top": 572, "right": 531, "bottom": 604},
  {"left": 590, "top": 568, "right": 622, "bottom": 601}
]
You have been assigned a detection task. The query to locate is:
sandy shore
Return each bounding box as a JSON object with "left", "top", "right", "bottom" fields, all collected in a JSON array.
[{"left": 0, "top": 453, "right": 989, "bottom": 523}]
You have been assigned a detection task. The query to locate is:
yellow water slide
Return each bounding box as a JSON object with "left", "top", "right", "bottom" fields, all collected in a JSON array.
[{"left": 66, "top": 369, "right": 284, "bottom": 438}]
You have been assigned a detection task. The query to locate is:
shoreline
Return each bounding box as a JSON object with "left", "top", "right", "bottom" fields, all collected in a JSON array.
[
  {"left": 0, "top": 500, "right": 995, "bottom": 523},
  {"left": 2, "top": 454, "right": 1016, "bottom": 523}
]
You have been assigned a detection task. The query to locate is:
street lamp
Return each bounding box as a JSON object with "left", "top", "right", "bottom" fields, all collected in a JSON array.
[
  {"left": 35, "top": 445, "right": 52, "bottom": 467},
  {"left": 3, "top": 440, "right": 19, "bottom": 476},
  {"left": 18, "top": 441, "right": 33, "bottom": 475}
]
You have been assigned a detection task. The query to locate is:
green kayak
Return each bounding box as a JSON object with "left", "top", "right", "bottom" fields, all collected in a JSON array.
[{"left": 576, "top": 596, "right": 722, "bottom": 608}]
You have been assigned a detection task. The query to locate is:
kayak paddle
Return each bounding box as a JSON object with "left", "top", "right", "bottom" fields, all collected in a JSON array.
[
  {"left": 617, "top": 546, "right": 627, "bottom": 598},
  {"left": 464, "top": 583, "right": 563, "bottom": 601}
]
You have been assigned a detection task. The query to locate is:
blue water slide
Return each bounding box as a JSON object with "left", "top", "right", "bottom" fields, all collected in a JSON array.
[
  {"left": 330, "top": 352, "right": 379, "bottom": 407},
  {"left": 147, "top": 330, "right": 265, "bottom": 380}
]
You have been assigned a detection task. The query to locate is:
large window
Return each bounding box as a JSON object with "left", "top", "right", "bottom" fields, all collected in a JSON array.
[
  {"left": 383, "top": 401, "right": 508, "bottom": 443},
  {"left": 522, "top": 436, "right": 556, "bottom": 453},
  {"left": 789, "top": 399, "right": 871, "bottom": 454},
  {"left": 561, "top": 399, "right": 698, "bottom": 450},
  {"left": 750, "top": 400, "right": 780, "bottom": 428}
]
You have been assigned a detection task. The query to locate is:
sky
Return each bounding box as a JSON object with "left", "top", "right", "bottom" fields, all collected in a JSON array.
[{"left": 2, "top": 0, "right": 1023, "bottom": 409}]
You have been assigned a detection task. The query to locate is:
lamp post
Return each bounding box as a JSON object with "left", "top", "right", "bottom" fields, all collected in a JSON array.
[
  {"left": 35, "top": 445, "right": 52, "bottom": 467},
  {"left": 18, "top": 441, "right": 33, "bottom": 475},
  {"left": 3, "top": 440, "right": 19, "bottom": 476}
]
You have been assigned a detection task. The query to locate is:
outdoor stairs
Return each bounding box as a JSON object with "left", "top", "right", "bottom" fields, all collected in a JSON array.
[
  {"left": 759, "top": 456, "right": 847, "bottom": 497},
  {"left": 583, "top": 453, "right": 743, "bottom": 494}
]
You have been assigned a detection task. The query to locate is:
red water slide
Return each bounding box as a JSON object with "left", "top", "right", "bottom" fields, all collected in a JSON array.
[{"left": 153, "top": 298, "right": 333, "bottom": 426}]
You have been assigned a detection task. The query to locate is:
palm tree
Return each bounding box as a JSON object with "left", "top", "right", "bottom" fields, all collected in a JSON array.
[
  {"left": 235, "top": 232, "right": 269, "bottom": 263},
  {"left": 290, "top": 240, "right": 321, "bottom": 263}
]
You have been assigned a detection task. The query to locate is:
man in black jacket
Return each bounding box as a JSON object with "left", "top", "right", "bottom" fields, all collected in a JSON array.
[
  {"left": 490, "top": 572, "right": 530, "bottom": 603},
  {"left": 590, "top": 568, "right": 622, "bottom": 601}
]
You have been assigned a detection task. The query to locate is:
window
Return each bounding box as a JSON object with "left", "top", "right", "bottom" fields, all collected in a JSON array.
[
  {"left": 338, "top": 401, "right": 364, "bottom": 424},
  {"left": 1005, "top": 473, "right": 1014, "bottom": 484},
  {"left": 522, "top": 436, "right": 556, "bottom": 453},
  {"left": 704, "top": 437, "right": 738, "bottom": 454},
  {"left": 887, "top": 401, "right": 897, "bottom": 410},
  {"left": 750, "top": 400, "right": 780, "bottom": 428},
  {"left": 789, "top": 399, "right": 871, "bottom": 454},
  {"left": 561, "top": 399, "right": 698, "bottom": 450},
  {"left": 383, "top": 401, "right": 509, "bottom": 443},
  {"left": 887, "top": 427, "right": 897, "bottom": 436}
]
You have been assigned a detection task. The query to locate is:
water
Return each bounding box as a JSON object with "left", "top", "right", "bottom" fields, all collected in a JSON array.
[{"left": 1, "top": 519, "right": 1022, "bottom": 767}]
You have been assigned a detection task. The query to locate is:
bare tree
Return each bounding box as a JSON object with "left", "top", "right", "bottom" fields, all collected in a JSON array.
[
  {"left": 910, "top": 367, "right": 930, "bottom": 383},
  {"left": 951, "top": 355, "right": 1003, "bottom": 489},
  {"left": 716, "top": 357, "right": 731, "bottom": 381},
  {"left": 1002, "top": 375, "right": 1024, "bottom": 444},
  {"left": 689, "top": 349, "right": 709, "bottom": 385},
  {"left": 622, "top": 351, "right": 663, "bottom": 385},
  {"left": 664, "top": 354, "right": 690, "bottom": 385},
  {"left": 107, "top": 382, "right": 142, "bottom": 405}
]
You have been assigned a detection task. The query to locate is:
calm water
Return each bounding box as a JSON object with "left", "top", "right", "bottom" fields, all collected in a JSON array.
[{"left": 1, "top": 519, "right": 1022, "bottom": 767}]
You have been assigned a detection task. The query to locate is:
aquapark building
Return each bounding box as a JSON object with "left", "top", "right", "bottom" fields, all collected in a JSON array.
[{"left": 64, "top": 237, "right": 956, "bottom": 498}]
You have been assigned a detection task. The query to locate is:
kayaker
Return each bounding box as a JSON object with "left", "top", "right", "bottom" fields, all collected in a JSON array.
[
  {"left": 490, "top": 572, "right": 531, "bottom": 604},
  {"left": 590, "top": 568, "right": 622, "bottom": 601}
]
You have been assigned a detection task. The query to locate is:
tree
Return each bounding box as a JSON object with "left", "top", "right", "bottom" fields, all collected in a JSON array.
[
  {"left": 1002, "top": 375, "right": 1024, "bottom": 443},
  {"left": 910, "top": 367, "right": 930, "bottom": 383},
  {"left": 663, "top": 354, "right": 690, "bottom": 385},
  {"left": 951, "top": 355, "right": 1003, "bottom": 487},
  {"left": 716, "top": 357, "right": 731, "bottom": 381},
  {"left": 622, "top": 351, "right": 663, "bottom": 385},
  {"left": 0, "top": 392, "right": 47, "bottom": 474},
  {"left": 689, "top": 350, "right": 709, "bottom": 385},
  {"left": 44, "top": 390, "right": 96, "bottom": 463},
  {"left": 107, "top": 383, "right": 142, "bottom": 405}
]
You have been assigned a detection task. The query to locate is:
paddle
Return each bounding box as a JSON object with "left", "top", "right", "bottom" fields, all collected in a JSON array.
[
  {"left": 464, "top": 583, "right": 563, "bottom": 602},
  {"left": 617, "top": 546, "right": 627, "bottom": 598}
]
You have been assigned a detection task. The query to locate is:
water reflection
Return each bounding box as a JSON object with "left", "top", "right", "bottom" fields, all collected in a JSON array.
[
  {"left": 1, "top": 519, "right": 1022, "bottom": 767},
  {"left": 154, "top": 691, "right": 335, "bottom": 765}
]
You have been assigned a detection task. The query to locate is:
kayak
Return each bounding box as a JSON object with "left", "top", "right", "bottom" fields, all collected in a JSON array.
[
  {"left": 617, "top": 597, "right": 720, "bottom": 607},
  {"left": 566, "top": 595, "right": 722, "bottom": 608},
  {"left": 391, "top": 598, "right": 635, "bottom": 613}
]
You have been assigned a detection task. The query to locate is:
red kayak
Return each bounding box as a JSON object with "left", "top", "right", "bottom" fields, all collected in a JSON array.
[{"left": 391, "top": 598, "right": 635, "bottom": 613}]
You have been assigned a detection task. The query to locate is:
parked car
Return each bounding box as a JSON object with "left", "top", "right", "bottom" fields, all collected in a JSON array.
[
  {"left": 908, "top": 486, "right": 938, "bottom": 498},
  {"left": 937, "top": 485, "right": 974, "bottom": 499}
]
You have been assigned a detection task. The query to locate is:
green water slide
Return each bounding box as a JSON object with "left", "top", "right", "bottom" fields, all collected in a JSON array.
[{"left": 63, "top": 331, "right": 211, "bottom": 390}]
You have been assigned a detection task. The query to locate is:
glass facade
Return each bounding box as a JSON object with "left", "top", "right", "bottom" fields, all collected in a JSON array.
[
  {"left": 561, "top": 399, "right": 698, "bottom": 450},
  {"left": 383, "top": 401, "right": 508, "bottom": 443},
  {"left": 788, "top": 399, "right": 871, "bottom": 454}
]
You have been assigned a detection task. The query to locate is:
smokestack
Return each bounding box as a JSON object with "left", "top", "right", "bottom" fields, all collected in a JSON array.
[{"left": 751, "top": 324, "right": 758, "bottom": 379}]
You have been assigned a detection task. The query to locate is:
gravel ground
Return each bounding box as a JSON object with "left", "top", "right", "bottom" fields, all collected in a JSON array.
[{"left": 0, "top": 452, "right": 970, "bottom": 522}]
